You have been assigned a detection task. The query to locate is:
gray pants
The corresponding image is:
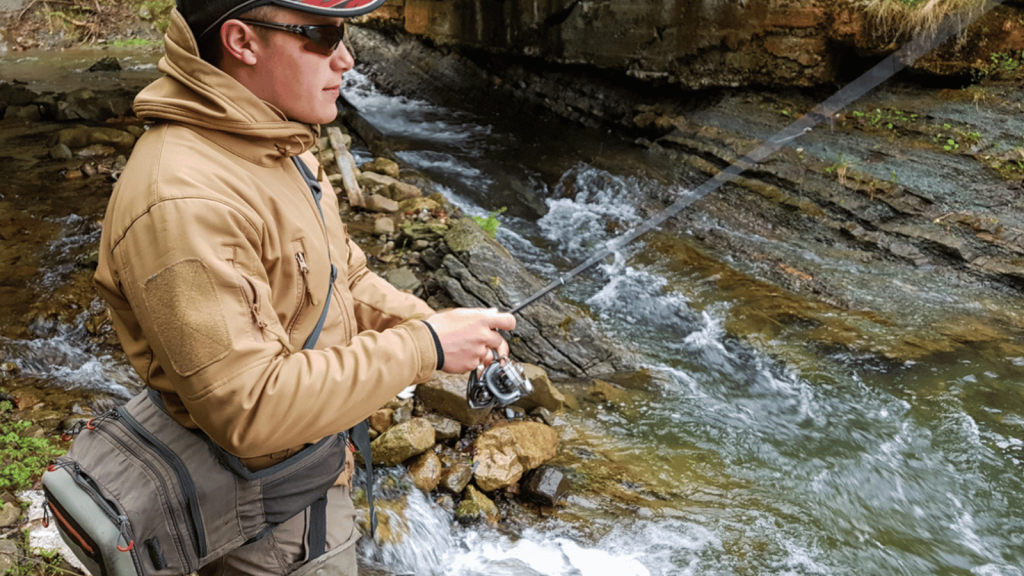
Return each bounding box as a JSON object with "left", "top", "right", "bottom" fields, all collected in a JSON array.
[{"left": 198, "top": 486, "right": 359, "bottom": 576}]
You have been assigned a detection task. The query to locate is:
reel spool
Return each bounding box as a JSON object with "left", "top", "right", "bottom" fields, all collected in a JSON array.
[{"left": 467, "top": 350, "right": 533, "bottom": 409}]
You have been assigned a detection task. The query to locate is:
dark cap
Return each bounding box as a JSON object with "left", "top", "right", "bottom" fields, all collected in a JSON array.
[{"left": 177, "top": 0, "right": 387, "bottom": 40}]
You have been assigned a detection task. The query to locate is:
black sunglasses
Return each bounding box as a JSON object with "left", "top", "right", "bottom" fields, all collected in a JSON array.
[{"left": 237, "top": 19, "right": 347, "bottom": 55}]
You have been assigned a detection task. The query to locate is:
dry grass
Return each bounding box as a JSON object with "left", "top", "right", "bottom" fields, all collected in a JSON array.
[{"left": 859, "top": 0, "right": 992, "bottom": 39}]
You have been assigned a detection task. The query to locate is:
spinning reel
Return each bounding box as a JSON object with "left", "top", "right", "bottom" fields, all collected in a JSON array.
[{"left": 467, "top": 350, "right": 533, "bottom": 409}]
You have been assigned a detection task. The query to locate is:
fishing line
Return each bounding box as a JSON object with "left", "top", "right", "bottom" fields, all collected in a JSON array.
[{"left": 508, "top": 1, "right": 1001, "bottom": 315}]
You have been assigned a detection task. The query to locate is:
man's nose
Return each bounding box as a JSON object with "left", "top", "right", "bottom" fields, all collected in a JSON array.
[{"left": 332, "top": 40, "right": 354, "bottom": 73}]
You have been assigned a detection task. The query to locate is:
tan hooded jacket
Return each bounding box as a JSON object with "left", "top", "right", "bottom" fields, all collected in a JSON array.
[{"left": 95, "top": 9, "right": 438, "bottom": 462}]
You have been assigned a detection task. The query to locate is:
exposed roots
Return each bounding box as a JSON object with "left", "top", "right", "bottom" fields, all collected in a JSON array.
[{"left": 858, "top": 0, "right": 991, "bottom": 40}]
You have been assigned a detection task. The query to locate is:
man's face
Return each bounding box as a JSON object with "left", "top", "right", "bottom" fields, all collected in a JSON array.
[{"left": 242, "top": 8, "right": 353, "bottom": 125}]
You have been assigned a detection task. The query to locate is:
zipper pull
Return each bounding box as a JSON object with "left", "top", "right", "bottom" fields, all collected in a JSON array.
[{"left": 296, "top": 252, "right": 319, "bottom": 306}]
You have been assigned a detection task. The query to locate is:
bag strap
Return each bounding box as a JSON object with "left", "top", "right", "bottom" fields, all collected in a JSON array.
[{"left": 292, "top": 156, "right": 378, "bottom": 547}]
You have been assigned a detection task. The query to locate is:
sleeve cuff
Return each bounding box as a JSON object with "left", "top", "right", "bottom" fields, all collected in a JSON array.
[{"left": 421, "top": 321, "right": 445, "bottom": 370}]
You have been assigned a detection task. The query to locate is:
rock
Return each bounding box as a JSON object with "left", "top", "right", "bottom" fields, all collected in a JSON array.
[
  {"left": 124, "top": 125, "right": 146, "bottom": 138},
  {"left": 48, "top": 144, "right": 73, "bottom": 160},
  {"left": 398, "top": 197, "right": 441, "bottom": 212},
  {"left": 530, "top": 407, "right": 555, "bottom": 426},
  {"left": 52, "top": 126, "right": 135, "bottom": 149},
  {"left": 361, "top": 157, "right": 401, "bottom": 179},
  {"left": 370, "top": 418, "right": 435, "bottom": 466},
  {"left": 513, "top": 364, "right": 565, "bottom": 413},
  {"left": 386, "top": 267, "right": 421, "bottom": 293},
  {"left": 389, "top": 181, "right": 423, "bottom": 201},
  {"left": 434, "top": 494, "right": 455, "bottom": 511},
  {"left": 454, "top": 485, "right": 500, "bottom": 524},
  {"left": 88, "top": 57, "right": 121, "bottom": 72},
  {"left": 588, "top": 379, "right": 627, "bottom": 403},
  {"left": 407, "top": 451, "right": 442, "bottom": 493},
  {"left": 438, "top": 462, "right": 473, "bottom": 494},
  {"left": 362, "top": 193, "right": 399, "bottom": 213},
  {"left": 4, "top": 104, "right": 40, "bottom": 121},
  {"left": 472, "top": 421, "right": 559, "bottom": 492},
  {"left": 0, "top": 539, "right": 20, "bottom": 575},
  {"left": 373, "top": 216, "right": 395, "bottom": 236},
  {"left": 521, "top": 466, "right": 570, "bottom": 506},
  {"left": 356, "top": 171, "right": 393, "bottom": 194},
  {"left": 369, "top": 408, "right": 394, "bottom": 434},
  {"left": 438, "top": 218, "right": 622, "bottom": 377},
  {"left": 415, "top": 372, "right": 492, "bottom": 426},
  {"left": 425, "top": 413, "right": 461, "bottom": 442},
  {"left": 0, "top": 501, "right": 20, "bottom": 527},
  {"left": 398, "top": 222, "right": 449, "bottom": 247},
  {"left": 391, "top": 404, "right": 413, "bottom": 425}
]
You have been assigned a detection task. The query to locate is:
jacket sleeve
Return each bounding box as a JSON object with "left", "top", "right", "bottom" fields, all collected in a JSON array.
[
  {"left": 345, "top": 235, "right": 436, "bottom": 333},
  {"left": 108, "top": 197, "right": 437, "bottom": 458}
]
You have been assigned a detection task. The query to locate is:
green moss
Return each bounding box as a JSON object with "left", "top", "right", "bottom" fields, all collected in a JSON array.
[{"left": 0, "top": 396, "right": 66, "bottom": 493}]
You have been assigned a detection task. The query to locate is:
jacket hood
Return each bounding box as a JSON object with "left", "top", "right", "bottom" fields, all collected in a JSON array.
[{"left": 133, "top": 8, "right": 319, "bottom": 164}]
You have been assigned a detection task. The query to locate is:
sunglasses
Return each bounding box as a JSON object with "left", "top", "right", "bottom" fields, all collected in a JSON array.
[{"left": 237, "top": 19, "right": 348, "bottom": 56}]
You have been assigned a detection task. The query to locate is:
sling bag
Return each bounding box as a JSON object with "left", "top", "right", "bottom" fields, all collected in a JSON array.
[{"left": 41, "top": 156, "right": 376, "bottom": 576}]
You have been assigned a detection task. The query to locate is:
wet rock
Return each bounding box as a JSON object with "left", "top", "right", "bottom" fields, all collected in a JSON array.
[
  {"left": 530, "top": 407, "right": 555, "bottom": 426},
  {"left": 415, "top": 372, "right": 491, "bottom": 426},
  {"left": 472, "top": 421, "right": 559, "bottom": 492},
  {"left": 52, "top": 126, "right": 135, "bottom": 149},
  {"left": 385, "top": 267, "right": 421, "bottom": 293},
  {"left": 373, "top": 216, "right": 395, "bottom": 236},
  {"left": 454, "top": 485, "right": 500, "bottom": 524},
  {"left": 521, "top": 466, "right": 570, "bottom": 506},
  {"left": 513, "top": 364, "right": 565, "bottom": 413},
  {"left": 48, "top": 143, "right": 73, "bottom": 160},
  {"left": 438, "top": 461, "right": 473, "bottom": 494},
  {"left": 587, "top": 379, "right": 626, "bottom": 403},
  {"left": 88, "top": 57, "right": 121, "bottom": 72},
  {"left": 424, "top": 413, "right": 461, "bottom": 442},
  {"left": 56, "top": 88, "right": 132, "bottom": 122},
  {"left": 1, "top": 362, "right": 20, "bottom": 374},
  {"left": 361, "top": 157, "right": 400, "bottom": 179},
  {"left": 434, "top": 493, "right": 455, "bottom": 510},
  {"left": 0, "top": 501, "right": 20, "bottom": 527},
  {"left": 369, "top": 408, "right": 394, "bottom": 434},
  {"left": 370, "top": 417, "right": 435, "bottom": 466},
  {"left": 362, "top": 193, "right": 399, "bottom": 213},
  {"left": 407, "top": 451, "right": 442, "bottom": 493}
]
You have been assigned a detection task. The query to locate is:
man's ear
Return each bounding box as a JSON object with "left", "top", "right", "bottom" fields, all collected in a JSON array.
[{"left": 220, "top": 20, "right": 260, "bottom": 66}]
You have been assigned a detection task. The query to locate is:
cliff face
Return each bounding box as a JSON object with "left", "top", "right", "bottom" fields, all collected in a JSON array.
[{"left": 364, "top": 0, "right": 1024, "bottom": 88}]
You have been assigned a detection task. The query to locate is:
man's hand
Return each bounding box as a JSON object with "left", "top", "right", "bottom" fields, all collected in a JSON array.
[{"left": 424, "top": 308, "right": 516, "bottom": 373}]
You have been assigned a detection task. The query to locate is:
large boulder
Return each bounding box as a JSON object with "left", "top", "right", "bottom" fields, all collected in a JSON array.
[
  {"left": 472, "top": 421, "right": 559, "bottom": 492},
  {"left": 51, "top": 126, "right": 136, "bottom": 149},
  {"left": 415, "top": 371, "right": 491, "bottom": 426},
  {"left": 435, "top": 218, "right": 625, "bottom": 378},
  {"left": 370, "top": 418, "right": 435, "bottom": 466}
]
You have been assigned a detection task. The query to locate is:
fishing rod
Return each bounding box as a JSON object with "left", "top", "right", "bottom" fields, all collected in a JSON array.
[{"left": 468, "top": 1, "right": 1002, "bottom": 409}]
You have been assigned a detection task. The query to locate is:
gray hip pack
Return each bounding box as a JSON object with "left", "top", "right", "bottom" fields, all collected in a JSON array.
[{"left": 41, "top": 389, "right": 348, "bottom": 576}]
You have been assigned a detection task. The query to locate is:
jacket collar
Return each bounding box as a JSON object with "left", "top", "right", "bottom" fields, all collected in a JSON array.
[{"left": 133, "top": 8, "right": 320, "bottom": 165}]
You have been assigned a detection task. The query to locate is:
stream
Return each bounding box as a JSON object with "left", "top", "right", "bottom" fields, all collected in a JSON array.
[{"left": 2, "top": 43, "right": 1024, "bottom": 575}]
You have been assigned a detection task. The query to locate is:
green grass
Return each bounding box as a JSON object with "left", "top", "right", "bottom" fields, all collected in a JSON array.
[
  {"left": 0, "top": 398, "right": 66, "bottom": 494},
  {"left": 109, "top": 37, "right": 160, "bottom": 48}
]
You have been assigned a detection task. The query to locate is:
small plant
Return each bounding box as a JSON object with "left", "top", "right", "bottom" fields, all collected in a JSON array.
[
  {"left": 0, "top": 398, "right": 66, "bottom": 493},
  {"left": 471, "top": 207, "right": 507, "bottom": 238}
]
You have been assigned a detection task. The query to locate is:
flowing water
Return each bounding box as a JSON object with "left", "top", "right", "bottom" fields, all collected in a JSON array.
[
  {"left": 3, "top": 48, "right": 1024, "bottom": 575},
  {"left": 341, "top": 71, "right": 1024, "bottom": 575}
]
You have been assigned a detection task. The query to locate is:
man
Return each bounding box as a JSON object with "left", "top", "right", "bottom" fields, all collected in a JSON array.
[{"left": 93, "top": 0, "right": 515, "bottom": 574}]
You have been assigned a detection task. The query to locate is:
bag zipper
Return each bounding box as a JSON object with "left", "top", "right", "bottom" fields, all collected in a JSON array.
[
  {"left": 114, "top": 407, "right": 208, "bottom": 562},
  {"left": 58, "top": 460, "right": 145, "bottom": 575}
]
